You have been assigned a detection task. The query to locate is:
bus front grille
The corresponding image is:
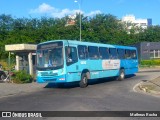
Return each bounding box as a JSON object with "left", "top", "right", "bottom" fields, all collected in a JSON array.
[
  {"left": 41, "top": 72, "right": 58, "bottom": 76},
  {"left": 43, "top": 78, "right": 56, "bottom": 82}
]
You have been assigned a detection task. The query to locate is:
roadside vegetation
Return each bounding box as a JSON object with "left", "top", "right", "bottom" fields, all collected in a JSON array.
[
  {"left": 140, "top": 59, "right": 160, "bottom": 67},
  {"left": 11, "top": 70, "right": 33, "bottom": 84},
  {"left": 0, "top": 60, "right": 32, "bottom": 83}
]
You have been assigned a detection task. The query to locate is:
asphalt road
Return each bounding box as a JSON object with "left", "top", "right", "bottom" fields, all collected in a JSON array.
[{"left": 0, "top": 71, "right": 160, "bottom": 120}]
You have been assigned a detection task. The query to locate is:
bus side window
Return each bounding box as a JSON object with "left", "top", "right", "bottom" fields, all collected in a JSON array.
[
  {"left": 99, "top": 47, "right": 109, "bottom": 59},
  {"left": 117, "top": 49, "right": 125, "bottom": 59},
  {"left": 131, "top": 50, "right": 137, "bottom": 59},
  {"left": 109, "top": 48, "right": 117, "bottom": 59},
  {"left": 88, "top": 46, "right": 99, "bottom": 59},
  {"left": 125, "top": 50, "right": 131, "bottom": 59},
  {"left": 65, "top": 46, "right": 78, "bottom": 66},
  {"left": 78, "top": 45, "right": 88, "bottom": 59}
]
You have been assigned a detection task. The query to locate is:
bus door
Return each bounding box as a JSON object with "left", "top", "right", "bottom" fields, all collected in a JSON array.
[
  {"left": 65, "top": 46, "right": 80, "bottom": 82},
  {"left": 77, "top": 45, "right": 89, "bottom": 72}
]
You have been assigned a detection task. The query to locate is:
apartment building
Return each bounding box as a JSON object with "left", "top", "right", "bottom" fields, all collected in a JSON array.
[{"left": 122, "top": 15, "right": 152, "bottom": 33}]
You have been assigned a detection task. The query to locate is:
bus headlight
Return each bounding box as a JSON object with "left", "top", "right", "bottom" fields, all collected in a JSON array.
[{"left": 59, "top": 78, "right": 65, "bottom": 81}]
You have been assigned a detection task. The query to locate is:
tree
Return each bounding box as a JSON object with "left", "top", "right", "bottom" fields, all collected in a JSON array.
[{"left": 0, "top": 13, "right": 160, "bottom": 60}]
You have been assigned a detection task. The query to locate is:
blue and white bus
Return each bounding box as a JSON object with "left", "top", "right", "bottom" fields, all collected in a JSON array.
[{"left": 36, "top": 40, "right": 138, "bottom": 88}]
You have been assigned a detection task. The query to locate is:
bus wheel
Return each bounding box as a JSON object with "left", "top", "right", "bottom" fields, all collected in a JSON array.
[
  {"left": 79, "top": 73, "right": 88, "bottom": 88},
  {"left": 117, "top": 69, "right": 125, "bottom": 81}
]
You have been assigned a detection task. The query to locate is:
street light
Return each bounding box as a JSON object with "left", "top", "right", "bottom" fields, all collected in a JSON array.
[{"left": 74, "top": 0, "right": 82, "bottom": 41}]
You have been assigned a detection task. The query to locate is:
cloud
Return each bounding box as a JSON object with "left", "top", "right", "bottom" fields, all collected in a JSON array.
[
  {"left": 51, "top": 9, "right": 82, "bottom": 18},
  {"left": 30, "top": 3, "right": 55, "bottom": 13},
  {"left": 86, "top": 10, "right": 101, "bottom": 17},
  {"left": 29, "top": 3, "right": 101, "bottom": 18}
]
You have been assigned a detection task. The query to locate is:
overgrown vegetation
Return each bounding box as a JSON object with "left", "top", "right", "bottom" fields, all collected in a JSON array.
[
  {"left": 0, "top": 59, "right": 15, "bottom": 70},
  {"left": 0, "top": 14, "right": 160, "bottom": 59},
  {"left": 12, "top": 70, "right": 32, "bottom": 84},
  {"left": 0, "top": 60, "right": 8, "bottom": 70}
]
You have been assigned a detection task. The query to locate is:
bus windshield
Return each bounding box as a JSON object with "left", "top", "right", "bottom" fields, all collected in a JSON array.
[{"left": 36, "top": 42, "right": 63, "bottom": 70}]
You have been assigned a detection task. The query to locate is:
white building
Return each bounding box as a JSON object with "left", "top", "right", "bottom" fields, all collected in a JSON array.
[{"left": 122, "top": 15, "right": 152, "bottom": 33}]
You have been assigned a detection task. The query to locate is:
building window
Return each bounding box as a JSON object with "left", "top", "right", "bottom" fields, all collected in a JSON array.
[
  {"left": 155, "top": 50, "right": 158, "bottom": 58},
  {"left": 143, "top": 50, "right": 148, "bottom": 53},
  {"left": 150, "top": 50, "right": 160, "bottom": 58},
  {"left": 140, "top": 23, "right": 147, "bottom": 26},
  {"left": 150, "top": 50, "right": 154, "bottom": 58}
]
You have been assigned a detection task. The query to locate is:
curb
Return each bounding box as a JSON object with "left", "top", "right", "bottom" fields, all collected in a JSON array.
[
  {"left": 138, "top": 70, "right": 160, "bottom": 73},
  {"left": 138, "top": 83, "right": 160, "bottom": 95}
]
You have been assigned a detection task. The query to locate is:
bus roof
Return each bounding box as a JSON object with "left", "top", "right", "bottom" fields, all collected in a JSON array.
[{"left": 38, "top": 40, "right": 136, "bottom": 50}]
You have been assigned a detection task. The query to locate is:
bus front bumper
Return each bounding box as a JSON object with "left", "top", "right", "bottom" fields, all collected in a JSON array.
[{"left": 37, "top": 74, "right": 66, "bottom": 83}]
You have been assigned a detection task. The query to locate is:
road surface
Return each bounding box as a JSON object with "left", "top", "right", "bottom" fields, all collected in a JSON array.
[{"left": 0, "top": 71, "right": 160, "bottom": 120}]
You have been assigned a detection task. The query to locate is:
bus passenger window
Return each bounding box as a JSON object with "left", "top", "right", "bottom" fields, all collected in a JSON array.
[
  {"left": 99, "top": 47, "right": 109, "bottom": 59},
  {"left": 78, "top": 45, "right": 88, "bottom": 59},
  {"left": 88, "top": 46, "right": 99, "bottom": 59},
  {"left": 117, "top": 49, "right": 125, "bottom": 59},
  {"left": 109, "top": 48, "right": 117, "bottom": 59},
  {"left": 125, "top": 50, "right": 131, "bottom": 59},
  {"left": 65, "top": 46, "right": 78, "bottom": 66},
  {"left": 131, "top": 50, "right": 137, "bottom": 59}
]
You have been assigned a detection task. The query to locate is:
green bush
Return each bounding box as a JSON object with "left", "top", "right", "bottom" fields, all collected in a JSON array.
[
  {"left": 12, "top": 70, "right": 32, "bottom": 83},
  {"left": 140, "top": 59, "right": 160, "bottom": 66}
]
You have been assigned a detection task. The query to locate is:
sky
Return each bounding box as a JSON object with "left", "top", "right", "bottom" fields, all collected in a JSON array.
[{"left": 0, "top": 0, "right": 160, "bottom": 25}]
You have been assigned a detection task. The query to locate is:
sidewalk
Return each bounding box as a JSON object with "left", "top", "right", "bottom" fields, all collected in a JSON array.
[
  {"left": 0, "top": 82, "right": 46, "bottom": 98},
  {"left": 138, "top": 68, "right": 160, "bottom": 96},
  {"left": 137, "top": 76, "right": 160, "bottom": 96},
  {"left": 139, "top": 67, "right": 160, "bottom": 72}
]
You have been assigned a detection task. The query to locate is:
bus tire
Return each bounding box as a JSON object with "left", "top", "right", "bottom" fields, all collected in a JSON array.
[
  {"left": 79, "top": 73, "right": 88, "bottom": 88},
  {"left": 117, "top": 69, "right": 125, "bottom": 81}
]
